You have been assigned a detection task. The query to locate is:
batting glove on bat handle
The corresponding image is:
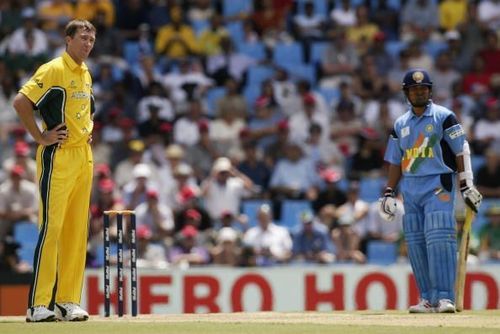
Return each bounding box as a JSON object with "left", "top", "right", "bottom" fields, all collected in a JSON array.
[
  {"left": 460, "top": 185, "right": 482, "bottom": 213},
  {"left": 379, "top": 187, "right": 397, "bottom": 221}
]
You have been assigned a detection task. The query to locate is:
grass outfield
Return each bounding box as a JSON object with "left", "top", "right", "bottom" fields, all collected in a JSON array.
[{"left": 1, "top": 311, "right": 500, "bottom": 334}]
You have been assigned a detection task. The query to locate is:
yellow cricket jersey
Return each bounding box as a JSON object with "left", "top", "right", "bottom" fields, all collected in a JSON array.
[{"left": 20, "top": 52, "right": 94, "bottom": 148}]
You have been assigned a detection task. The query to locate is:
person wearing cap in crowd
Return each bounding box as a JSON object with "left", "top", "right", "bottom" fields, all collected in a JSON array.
[
  {"left": 0, "top": 164, "right": 38, "bottom": 239},
  {"left": 114, "top": 139, "right": 148, "bottom": 188},
  {"left": 2, "top": 141, "right": 37, "bottom": 182},
  {"left": 135, "top": 224, "right": 169, "bottom": 269},
  {"left": 154, "top": 144, "right": 185, "bottom": 192},
  {"left": 478, "top": 205, "right": 500, "bottom": 262},
  {"left": 168, "top": 225, "right": 210, "bottom": 267},
  {"left": 332, "top": 181, "right": 369, "bottom": 264},
  {"left": 201, "top": 157, "right": 255, "bottom": 220},
  {"left": 242, "top": 204, "right": 292, "bottom": 266},
  {"left": 237, "top": 140, "right": 271, "bottom": 195},
  {"left": 135, "top": 189, "right": 174, "bottom": 243},
  {"left": 312, "top": 168, "right": 347, "bottom": 213},
  {"left": 269, "top": 141, "right": 321, "bottom": 201},
  {"left": 291, "top": 211, "right": 335, "bottom": 264},
  {"left": 288, "top": 93, "right": 329, "bottom": 143},
  {"left": 174, "top": 186, "right": 213, "bottom": 233},
  {"left": 264, "top": 119, "right": 291, "bottom": 166},
  {"left": 211, "top": 226, "right": 241, "bottom": 266},
  {"left": 173, "top": 100, "right": 208, "bottom": 147},
  {"left": 6, "top": 7, "right": 49, "bottom": 59},
  {"left": 122, "top": 163, "right": 158, "bottom": 210},
  {"left": 301, "top": 122, "right": 345, "bottom": 172},
  {"left": 166, "top": 162, "right": 199, "bottom": 209},
  {"left": 185, "top": 119, "right": 218, "bottom": 180}
]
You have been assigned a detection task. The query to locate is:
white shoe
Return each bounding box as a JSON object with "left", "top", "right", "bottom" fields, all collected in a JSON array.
[
  {"left": 26, "top": 306, "right": 57, "bottom": 322},
  {"left": 436, "top": 299, "right": 456, "bottom": 313},
  {"left": 408, "top": 299, "right": 435, "bottom": 313},
  {"left": 55, "top": 302, "right": 89, "bottom": 321}
]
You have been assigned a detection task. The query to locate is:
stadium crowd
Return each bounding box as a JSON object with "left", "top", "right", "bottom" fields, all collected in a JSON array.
[{"left": 1, "top": 0, "right": 500, "bottom": 272}]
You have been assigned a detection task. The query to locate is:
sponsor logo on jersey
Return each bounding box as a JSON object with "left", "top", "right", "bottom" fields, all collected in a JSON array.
[
  {"left": 401, "top": 126, "right": 410, "bottom": 138},
  {"left": 71, "top": 91, "right": 90, "bottom": 99}
]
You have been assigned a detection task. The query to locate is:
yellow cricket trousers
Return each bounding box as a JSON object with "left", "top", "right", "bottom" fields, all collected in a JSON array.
[{"left": 29, "top": 143, "right": 93, "bottom": 308}]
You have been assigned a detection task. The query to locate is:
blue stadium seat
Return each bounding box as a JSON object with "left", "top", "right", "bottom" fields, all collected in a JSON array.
[
  {"left": 238, "top": 42, "right": 267, "bottom": 61},
  {"left": 123, "top": 41, "right": 141, "bottom": 66},
  {"left": 385, "top": 40, "right": 407, "bottom": 59},
  {"left": 310, "top": 41, "right": 329, "bottom": 64},
  {"left": 243, "top": 84, "right": 261, "bottom": 111},
  {"left": 13, "top": 222, "right": 39, "bottom": 264},
  {"left": 223, "top": 0, "right": 252, "bottom": 17},
  {"left": 273, "top": 42, "right": 304, "bottom": 66},
  {"left": 205, "top": 87, "right": 227, "bottom": 117},
  {"left": 280, "top": 200, "right": 312, "bottom": 230},
  {"left": 247, "top": 65, "right": 275, "bottom": 85},
  {"left": 318, "top": 87, "right": 340, "bottom": 107},
  {"left": 225, "top": 21, "right": 244, "bottom": 46},
  {"left": 359, "top": 176, "right": 387, "bottom": 203},
  {"left": 241, "top": 199, "right": 273, "bottom": 228},
  {"left": 282, "top": 63, "right": 317, "bottom": 85},
  {"left": 367, "top": 240, "right": 398, "bottom": 265}
]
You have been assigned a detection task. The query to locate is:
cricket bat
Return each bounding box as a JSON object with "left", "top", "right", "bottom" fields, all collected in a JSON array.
[{"left": 455, "top": 207, "right": 474, "bottom": 312}]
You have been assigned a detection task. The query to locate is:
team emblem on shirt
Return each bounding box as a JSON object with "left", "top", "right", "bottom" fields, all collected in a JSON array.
[
  {"left": 425, "top": 124, "right": 434, "bottom": 133},
  {"left": 412, "top": 71, "right": 424, "bottom": 83},
  {"left": 34, "top": 79, "right": 43, "bottom": 88}
]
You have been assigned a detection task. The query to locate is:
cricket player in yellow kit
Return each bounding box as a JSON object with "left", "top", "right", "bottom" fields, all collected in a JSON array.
[{"left": 13, "top": 20, "right": 96, "bottom": 322}]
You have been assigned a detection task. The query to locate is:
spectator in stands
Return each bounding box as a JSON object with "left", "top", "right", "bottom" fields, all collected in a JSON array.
[
  {"left": 2, "top": 141, "right": 36, "bottom": 182},
  {"left": 75, "top": 0, "right": 115, "bottom": 28},
  {"left": 369, "top": 0, "right": 400, "bottom": 41},
  {"left": 173, "top": 100, "right": 206, "bottom": 148},
  {"left": 301, "top": 122, "right": 344, "bottom": 171},
  {"left": 331, "top": 182, "right": 368, "bottom": 263},
  {"left": 476, "top": 149, "right": 500, "bottom": 198},
  {"left": 264, "top": 119, "right": 291, "bottom": 166},
  {"left": 473, "top": 99, "right": 500, "bottom": 154},
  {"left": 477, "top": 30, "right": 500, "bottom": 75},
  {"left": 37, "top": 0, "right": 74, "bottom": 33},
  {"left": 247, "top": 96, "right": 283, "bottom": 149},
  {"left": 242, "top": 204, "right": 292, "bottom": 266},
  {"left": 211, "top": 227, "right": 242, "bottom": 266},
  {"left": 206, "top": 35, "right": 257, "bottom": 85},
  {"left": 136, "top": 224, "right": 169, "bottom": 269},
  {"left": 201, "top": 157, "right": 254, "bottom": 220},
  {"left": 439, "top": 0, "right": 467, "bottom": 32},
  {"left": 0, "top": 165, "right": 38, "bottom": 239},
  {"left": 114, "top": 140, "right": 147, "bottom": 188},
  {"left": 137, "top": 82, "right": 174, "bottom": 124},
  {"left": 292, "top": 1, "right": 326, "bottom": 48},
  {"left": 406, "top": 39, "right": 434, "bottom": 72},
  {"left": 198, "top": 13, "right": 229, "bottom": 56},
  {"left": 216, "top": 77, "right": 247, "bottom": 119},
  {"left": 349, "top": 129, "right": 384, "bottom": 179},
  {"left": 133, "top": 57, "right": 164, "bottom": 97},
  {"left": 166, "top": 162, "right": 199, "bottom": 209},
  {"left": 330, "top": 99, "right": 363, "bottom": 158},
  {"left": 352, "top": 54, "right": 388, "bottom": 100},
  {"left": 116, "top": 0, "right": 149, "bottom": 41},
  {"left": 237, "top": 140, "right": 271, "bottom": 194},
  {"left": 168, "top": 225, "right": 210, "bottom": 267},
  {"left": 458, "top": 3, "right": 486, "bottom": 70},
  {"left": 5, "top": 7, "right": 48, "bottom": 61},
  {"left": 366, "top": 32, "right": 393, "bottom": 77},
  {"left": 122, "top": 163, "right": 157, "bottom": 209},
  {"left": 477, "top": 0, "right": 500, "bottom": 31},
  {"left": 365, "top": 193, "right": 404, "bottom": 245},
  {"left": 188, "top": 0, "right": 214, "bottom": 23},
  {"left": 388, "top": 49, "right": 412, "bottom": 95},
  {"left": 478, "top": 205, "right": 500, "bottom": 262},
  {"left": 0, "top": 235, "right": 31, "bottom": 273},
  {"left": 271, "top": 68, "right": 297, "bottom": 113},
  {"left": 89, "top": 10, "right": 123, "bottom": 60},
  {"left": 174, "top": 189, "right": 212, "bottom": 233},
  {"left": 346, "top": 5, "right": 380, "bottom": 54},
  {"left": 313, "top": 168, "right": 347, "bottom": 213},
  {"left": 209, "top": 102, "right": 246, "bottom": 157},
  {"left": 135, "top": 189, "right": 174, "bottom": 242},
  {"left": 432, "top": 51, "right": 461, "bottom": 103},
  {"left": 155, "top": 5, "right": 199, "bottom": 61},
  {"left": 185, "top": 120, "right": 219, "bottom": 180},
  {"left": 462, "top": 53, "right": 492, "bottom": 95},
  {"left": 269, "top": 141, "right": 321, "bottom": 201},
  {"left": 292, "top": 211, "right": 335, "bottom": 264},
  {"left": 0, "top": 67, "right": 18, "bottom": 147},
  {"left": 289, "top": 94, "right": 329, "bottom": 143},
  {"left": 319, "top": 29, "right": 359, "bottom": 88},
  {"left": 250, "top": 0, "right": 288, "bottom": 42},
  {"left": 330, "top": 0, "right": 356, "bottom": 29},
  {"left": 400, "top": 0, "right": 439, "bottom": 42}
]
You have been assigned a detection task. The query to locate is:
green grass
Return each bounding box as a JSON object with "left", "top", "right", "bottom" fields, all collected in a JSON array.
[{"left": 1, "top": 311, "right": 499, "bottom": 334}]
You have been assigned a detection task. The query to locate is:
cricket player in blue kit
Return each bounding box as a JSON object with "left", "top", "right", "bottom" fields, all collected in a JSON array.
[{"left": 380, "top": 69, "right": 483, "bottom": 313}]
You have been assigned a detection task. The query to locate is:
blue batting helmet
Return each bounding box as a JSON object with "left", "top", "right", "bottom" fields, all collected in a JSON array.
[{"left": 402, "top": 69, "right": 433, "bottom": 90}]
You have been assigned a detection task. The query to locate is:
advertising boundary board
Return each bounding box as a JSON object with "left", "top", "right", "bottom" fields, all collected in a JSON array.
[{"left": 81, "top": 264, "right": 500, "bottom": 315}]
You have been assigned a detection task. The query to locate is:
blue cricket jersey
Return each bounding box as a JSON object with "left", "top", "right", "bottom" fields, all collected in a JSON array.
[{"left": 384, "top": 102, "right": 465, "bottom": 177}]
